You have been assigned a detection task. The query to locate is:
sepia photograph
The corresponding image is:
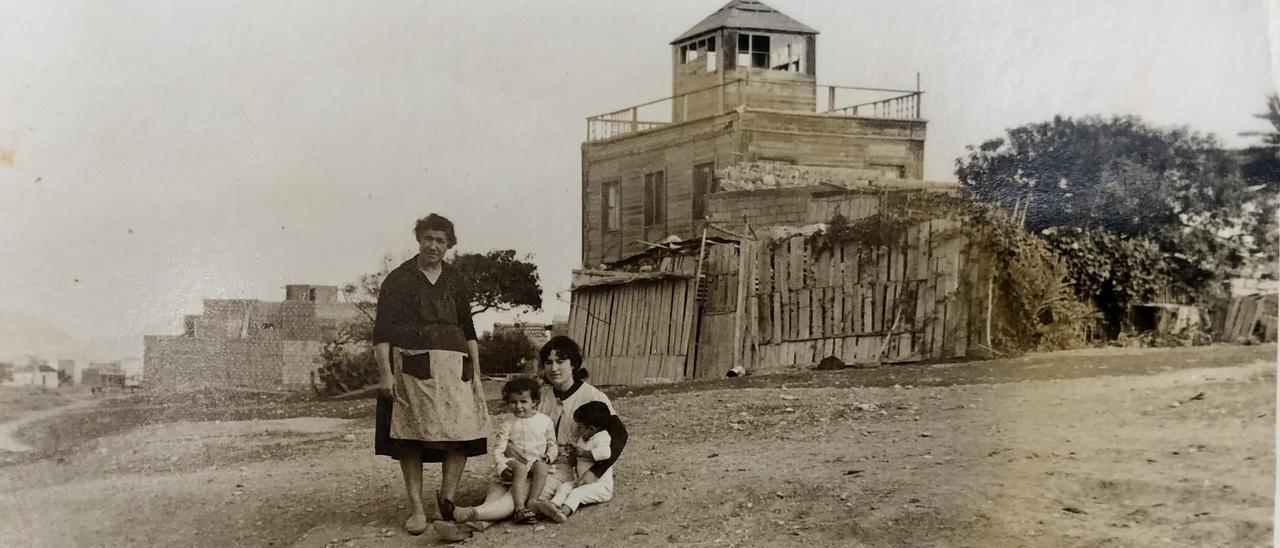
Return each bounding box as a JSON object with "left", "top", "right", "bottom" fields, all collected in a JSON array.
[{"left": 0, "top": 0, "right": 1276, "bottom": 546}]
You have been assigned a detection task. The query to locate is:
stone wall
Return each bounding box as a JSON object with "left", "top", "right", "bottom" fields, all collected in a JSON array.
[{"left": 143, "top": 285, "right": 360, "bottom": 391}]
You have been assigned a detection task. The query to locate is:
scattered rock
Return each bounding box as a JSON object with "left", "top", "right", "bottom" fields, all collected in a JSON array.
[
  {"left": 780, "top": 394, "right": 799, "bottom": 401},
  {"left": 1063, "top": 506, "right": 1088, "bottom": 515},
  {"left": 815, "top": 356, "right": 846, "bottom": 370},
  {"left": 342, "top": 434, "right": 356, "bottom": 442},
  {"left": 920, "top": 432, "right": 933, "bottom": 438},
  {"left": 632, "top": 526, "right": 651, "bottom": 536}
]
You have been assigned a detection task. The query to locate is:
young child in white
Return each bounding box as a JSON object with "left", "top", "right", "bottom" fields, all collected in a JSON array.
[
  {"left": 484, "top": 377, "right": 556, "bottom": 524},
  {"left": 531, "top": 400, "right": 614, "bottom": 523}
]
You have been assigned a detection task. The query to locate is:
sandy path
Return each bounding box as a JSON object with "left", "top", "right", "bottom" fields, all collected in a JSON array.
[
  {"left": 0, "top": 345, "right": 1272, "bottom": 547},
  {"left": 0, "top": 397, "right": 103, "bottom": 452}
]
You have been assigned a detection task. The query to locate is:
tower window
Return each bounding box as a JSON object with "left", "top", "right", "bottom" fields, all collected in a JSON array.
[
  {"left": 680, "top": 37, "right": 717, "bottom": 72},
  {"left": 736, "top": 33, "right": 803, "bottom": 72}
]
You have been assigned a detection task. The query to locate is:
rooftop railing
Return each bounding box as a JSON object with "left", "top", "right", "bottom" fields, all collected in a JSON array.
[{"left": 586, "top": 79, "right": 923, "bottom": 142}]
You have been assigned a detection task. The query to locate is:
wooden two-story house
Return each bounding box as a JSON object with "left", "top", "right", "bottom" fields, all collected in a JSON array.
[{"left": 581, "top": 0, "right": 930, "bottom": 267}]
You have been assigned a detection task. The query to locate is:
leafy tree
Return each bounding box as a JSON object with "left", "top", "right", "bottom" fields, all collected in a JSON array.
[
  {"left": 1238, "top": 95, "right": 1280, "bottom": 273},
  {"left": 478, "top": 330, "right": 537, "bottom": 375},
  {"left": 451, "top": 250, "right": 543, "bottom": 315},
  {"left": 957, "top": 115, "right": 1262, "bottom": 295}
]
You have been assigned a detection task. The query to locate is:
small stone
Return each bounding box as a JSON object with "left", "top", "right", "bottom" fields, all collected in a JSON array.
[
  {"left": 780, "top": 394, "right": 798, "bottom": 401},
  {"left": 534, "top": 525, "right": 546, "bottom": 532},
  {"left": 920, "top": 432, "right": 932, "bottom": 438},
  {"left": 632, "top": 526, "right": 651, "bottom": 535},
  {"left": 343, "top": 434, "right": 356, "bottom": 442}
]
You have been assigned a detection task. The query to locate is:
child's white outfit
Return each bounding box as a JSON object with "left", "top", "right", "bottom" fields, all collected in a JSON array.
[
  {"left": 491, "top": 412, "right": 557, "bottom": 479},
  {"left": 549, "top": 430, "right": 614, "bottom": 511}
]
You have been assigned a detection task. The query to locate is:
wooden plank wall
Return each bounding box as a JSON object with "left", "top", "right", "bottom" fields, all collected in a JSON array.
[
  {"left": 693, "top": 244, "right": 741, "bottom": 378},
  {"left": 1215, "top": 293, "right": 1279, "bottom": 342},
  {"left": 567, "top": 278, "right": 697, "bottom": 385},
  {"left": 737, "top": 219, "right": 973, "bottom": 371}
]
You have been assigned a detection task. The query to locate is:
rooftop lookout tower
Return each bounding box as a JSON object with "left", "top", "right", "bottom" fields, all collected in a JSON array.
[{"left": 581, "top": 0, "right": 930, "bottom": 267}]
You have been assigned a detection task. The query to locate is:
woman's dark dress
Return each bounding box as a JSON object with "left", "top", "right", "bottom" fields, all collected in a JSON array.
[{"left": 372, "top": 257, "right": 488, "bottom": 462}]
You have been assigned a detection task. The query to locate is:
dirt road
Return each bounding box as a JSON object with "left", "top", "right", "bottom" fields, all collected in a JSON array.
[{"left": 0, "top": 344, "right": 1273, "bottom": 547}]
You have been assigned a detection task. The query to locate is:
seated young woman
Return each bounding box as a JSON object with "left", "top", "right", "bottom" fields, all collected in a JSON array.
[{"left": 435, "top": 336, "right": 627, "bottom": 541}]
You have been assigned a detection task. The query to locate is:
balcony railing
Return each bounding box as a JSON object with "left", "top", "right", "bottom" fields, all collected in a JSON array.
[{"left": 586, "top": 79, "right": 923, "bottom": 142}]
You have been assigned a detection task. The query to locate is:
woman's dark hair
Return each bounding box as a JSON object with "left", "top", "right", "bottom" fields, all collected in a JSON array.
[
  {"left": 539, "top": 336, "right": 588, "bottom": 381},
  {"left": 573, "top": 401, "right": 612, "bottom": 430},
  {"left": 501, "top": 377, "right": 542, "bottom": 403},
  {"left": 413, "top": 213, "right": 457, "bottom": 247}
]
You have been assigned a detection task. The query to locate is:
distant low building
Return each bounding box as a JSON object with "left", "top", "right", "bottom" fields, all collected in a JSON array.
[
  {"left": 4, "top": 364, "right": 60, "bottom": 388},
  {"left": 143, "top": 284, "right": 363, "bottom": 391},
  {"left": 493, "top": 321, "right": 552, "bottom": 350},
  {"left": 82, "top": 362, "right": 126, "bottom": 388}
]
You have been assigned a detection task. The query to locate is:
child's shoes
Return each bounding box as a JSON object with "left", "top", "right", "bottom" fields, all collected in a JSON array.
[
  {"left": 513, "top": 508, "right": 539, "bottom": 524},
  {"left": 529, "top": 500, "right": 568, "bottom": 524}
]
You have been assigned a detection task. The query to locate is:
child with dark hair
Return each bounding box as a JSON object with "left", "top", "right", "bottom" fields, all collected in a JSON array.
[
  {"left": 529, "top": 400, "right": 615, "bottom": 523},
  {"left": 466, "top": 376, "right": 556, "bottom": 524}
]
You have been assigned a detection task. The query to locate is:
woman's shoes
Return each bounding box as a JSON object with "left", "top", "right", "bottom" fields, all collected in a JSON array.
[
  {"left": 437, "top": 494, "right": 456, "bottom": 521},
  {"left": 404, "top": 512, "right": 429, "bottom": 535}
]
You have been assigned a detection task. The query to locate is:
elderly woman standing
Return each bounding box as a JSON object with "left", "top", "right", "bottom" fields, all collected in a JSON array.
[{"left": 373, "top": 213, "right": 489, "bottom": 535}]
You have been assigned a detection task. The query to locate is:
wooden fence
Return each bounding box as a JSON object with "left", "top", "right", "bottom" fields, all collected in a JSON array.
[
  {"left": 566, "top": 275, "right": 699, "bottom": 385},
  {"left": 721, "top": 219, "right": 986, "bottom": 371},
  {"left": 1214, "top": 293, "right": 1278, "bottom": 342}
]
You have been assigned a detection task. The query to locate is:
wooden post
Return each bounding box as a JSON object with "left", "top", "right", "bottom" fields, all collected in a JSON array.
[
  {"left": 733, "top": 237, "right": 750, "bottom": 374},
  {"left": 630, "top": 107, "right": 638, "bottom": 134},
  {"left": 828, "top": 86, "right": 836, "bottom": 112},
  {"left": 682, "top": 93, "right": 689, "bottom": 123},
  {"left": 684, "top": 227, "right": 710, "bottom": 378},
  {"left": 985, "top": 271, "right": 994, "bottom": 349}
]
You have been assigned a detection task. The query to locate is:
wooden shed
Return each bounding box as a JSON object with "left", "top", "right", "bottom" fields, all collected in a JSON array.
[{"left": 568, "top": 188, "right": 1000, "bottom": 385}]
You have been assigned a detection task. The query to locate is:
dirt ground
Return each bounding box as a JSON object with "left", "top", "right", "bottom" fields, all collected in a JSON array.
[{"left": 0, "top": 344, "right": 1274, "bottom": 547}]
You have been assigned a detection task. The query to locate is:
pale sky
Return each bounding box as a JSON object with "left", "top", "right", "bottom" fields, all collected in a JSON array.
[{"left": 0, "top": 0, "right": 1275, "bottom": 364}]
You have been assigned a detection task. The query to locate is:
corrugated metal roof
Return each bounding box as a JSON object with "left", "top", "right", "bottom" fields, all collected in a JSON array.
[{"left": 672, "top": 0, "right": 818, "bottom": 44}]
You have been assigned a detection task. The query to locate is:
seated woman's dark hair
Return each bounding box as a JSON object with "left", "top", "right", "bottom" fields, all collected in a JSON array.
[
  {"left": 539, "top": 336, "right": 588, "bottom": 381},
  {"left": 413, "top": 213, "right": 458, "bottom": 247},
  {"left": 501, "top": 376, "right": 542, "bottom": 403},
  {"left": 573, "top": 401, "right": 612, "bottom": 430}
]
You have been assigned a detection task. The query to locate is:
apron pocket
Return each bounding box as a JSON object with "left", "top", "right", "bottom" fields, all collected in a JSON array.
[{"left": 402, "top": 352, "right": 432, "bottom": 380}]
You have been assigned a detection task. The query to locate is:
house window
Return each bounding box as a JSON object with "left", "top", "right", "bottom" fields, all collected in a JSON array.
[
  {"left": 602, "top": 181, "right": 620, "bottom": 232},
  {"left": 679, "top": 36, "right": 717, "bottom": 72},
  {"left": 871, "top": 164, "right": 907, "bottom": 179},
  {"left": 737, "top": 33, "right": 802, "bottom": 71},
  {"left": 692, "top": 162, "right": 715, "bottom": 221},
  {"left": 643, "top": 171, "right": 666, "bottom": 227}
]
